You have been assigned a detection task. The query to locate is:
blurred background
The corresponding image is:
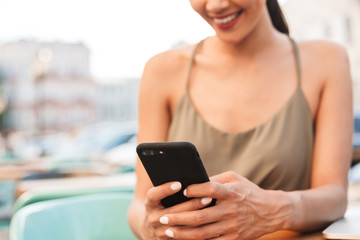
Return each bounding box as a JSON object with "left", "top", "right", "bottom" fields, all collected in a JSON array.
[{"left": 0, "top": 0, "right": 359, "bottom": 239}]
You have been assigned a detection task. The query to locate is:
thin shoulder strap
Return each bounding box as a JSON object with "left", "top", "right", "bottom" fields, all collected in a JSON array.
[
  {"left": 289, "top": 37, "right": 302, "bottom": 87},
  {"left": 186, "top": 40, "right": 204, "bottom": 91}
]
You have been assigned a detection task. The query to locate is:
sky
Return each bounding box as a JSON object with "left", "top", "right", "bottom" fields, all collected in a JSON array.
[
  {"left": 0, "top": 0, "right": 215, "bottom": 79},
  {"left": 0, "top": 0, "right": 287, "bottom": 80}
]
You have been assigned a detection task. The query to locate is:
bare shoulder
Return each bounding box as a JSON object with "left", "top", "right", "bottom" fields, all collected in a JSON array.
[
  {"left": 299, "top": 39, "right": 349, "bottom": 70},
  {"left": 141, "top": 45, "right": 195, "bottom": 89},
  {"left": 298, "top": 39, "right": 350, "bottom": 85},
  {"left": 299, "top": 39, "right": 347, "bottom": 56}
]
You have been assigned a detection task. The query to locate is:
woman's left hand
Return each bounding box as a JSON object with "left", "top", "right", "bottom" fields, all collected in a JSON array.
[{"left": 158, "top": 171, "right": 289, "bottom": 240}]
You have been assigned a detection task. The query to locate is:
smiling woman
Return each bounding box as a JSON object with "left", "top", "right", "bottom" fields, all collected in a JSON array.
[{"left": 128, "top": 0, "right": 353, "bottom": 239}]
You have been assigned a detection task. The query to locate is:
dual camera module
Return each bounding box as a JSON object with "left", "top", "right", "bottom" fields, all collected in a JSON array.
[{"left": 141, "top": 150, "right": 165, "bottom": 156}]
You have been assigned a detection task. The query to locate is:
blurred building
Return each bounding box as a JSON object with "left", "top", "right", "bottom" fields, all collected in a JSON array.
[
  {"left": 0, "top": 40, "right": 95, "bottom": 133},
  {"left": 282, "top": 0, "right": 360, "bottom": 109},
  {"left": 95, "top": 78, "right": 140, "bottom": 123}
]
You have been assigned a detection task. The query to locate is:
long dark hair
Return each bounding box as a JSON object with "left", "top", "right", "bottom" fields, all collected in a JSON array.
[{"left": 266, "top": 0, "right": 289, "bottom": 35}]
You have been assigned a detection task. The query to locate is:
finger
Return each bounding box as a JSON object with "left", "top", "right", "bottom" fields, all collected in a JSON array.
[
  {"left": 153, "top": 225, "right": 177, "bottom": 240},
  {"left": 184, "top": 182, "right": 229, "bottom": 200},
  {"left": 210, "top": 171, "right": 241, "bottom": 184},
  {"left": 163, "top": 220, "right": 234, "bottom": 240},
  {"left": 209, "top": 173, "right": 229, "bottom": 184},
  {"left": 146, "top": 181, "right": 182, "bottom": 209},
  {"left": 170, "top": 196, "right": 213, "bottom": 212},
  {"left": 160, "top": 205, "right": 222, "bottom": 227},
  {"left": 159, "top": 197, "right": 214, "bottom": 225}
]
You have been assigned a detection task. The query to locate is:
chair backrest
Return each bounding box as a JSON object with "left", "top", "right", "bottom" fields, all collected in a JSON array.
[
  {"left": 12, "top": 187, "right": 134, "bottom": 214},
  {"left": 9, "top": 192, "right": 137, "bottom": 240}
]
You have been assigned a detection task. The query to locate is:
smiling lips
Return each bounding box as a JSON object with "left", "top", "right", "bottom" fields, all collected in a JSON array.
[{"left": 212, "top": 10, "right": 243, "bottom": 29}]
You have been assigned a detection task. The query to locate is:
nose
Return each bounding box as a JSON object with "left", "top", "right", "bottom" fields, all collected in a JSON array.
[{"left": 206, "top": 0, "right": 230, "bottom": 13}]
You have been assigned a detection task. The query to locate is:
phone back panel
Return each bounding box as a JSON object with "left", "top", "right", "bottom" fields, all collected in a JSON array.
[{"left": 137, "top": 142, "right": 211, "bottom": 207}]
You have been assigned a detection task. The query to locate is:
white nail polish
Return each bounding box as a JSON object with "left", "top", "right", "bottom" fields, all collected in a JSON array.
[
  {"left": 165, "top": 229, "right": 174, "bottom": 238},
  {"left": 159, "top": 216, "right": 169, "bottom": 224},
  {"left": 171, "top": 182, "right": 181, "bottom": 191},
  {"left": 183, "top": 189, "right": 187, "bottom": 196},
  {"left": 201, "top": 197, "right": 212, "bottom": 205}
]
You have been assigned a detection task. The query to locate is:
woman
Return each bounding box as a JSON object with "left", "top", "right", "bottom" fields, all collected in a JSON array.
[{"left": 128, "top": 0, "right": 353, "bottom": 239}]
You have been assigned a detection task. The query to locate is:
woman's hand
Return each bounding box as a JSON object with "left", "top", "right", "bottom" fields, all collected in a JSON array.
[
  {"left": 157, "top": 171, "right": 290, "bottom": 240},
  {"left": 142, "top": 181, "right": 216, "bottom": 240}
]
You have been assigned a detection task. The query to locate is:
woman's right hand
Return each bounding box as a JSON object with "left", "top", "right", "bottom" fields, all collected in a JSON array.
[{"left": 142, "top": 181, "right": 214, "bottom": 240}]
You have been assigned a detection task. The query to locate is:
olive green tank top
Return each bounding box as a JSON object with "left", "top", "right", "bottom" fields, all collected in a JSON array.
[{"left": 167, "top": 38, "right": 314, "bottom": 191}]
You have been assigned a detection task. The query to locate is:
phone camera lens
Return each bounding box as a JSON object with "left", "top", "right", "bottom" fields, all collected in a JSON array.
[
  {"left": 141, "top": 150, "right": 165, "bottom": 156},
  {"left": 142, "top": 150, "right": 155, "bottom": 156}
]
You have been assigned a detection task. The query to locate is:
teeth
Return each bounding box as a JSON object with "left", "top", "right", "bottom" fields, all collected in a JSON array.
[{"left": 213, "top": 12, "right": 239, "bottom": 24}]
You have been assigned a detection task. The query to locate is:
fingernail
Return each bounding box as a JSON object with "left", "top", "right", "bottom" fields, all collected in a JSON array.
[
  {"left": 183, "top": 189, "right": 187, "bottom": 196},
  {"left": 171, "top": 182, "right": 181, "bottom": 191},
  {"left": 159, "top": 216, "right": 169, "bottom": 224},
  {"left": 201, "top": 197, "right": 212, "bottom": 205},
  {"left": 165, "top": 229, "right": 174, "bottom": 238}
]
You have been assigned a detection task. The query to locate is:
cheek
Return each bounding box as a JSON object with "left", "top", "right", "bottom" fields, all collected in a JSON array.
[
  {"left": 189, "top": 0, "right": 205, "bottom": 17},
  {"left": 242, "top": 0, "right": 267, "bottom": 25},
  {"left": 189, "top": 0, "right": 199, "bottom": 11},
  {"left": 189, "top": 0, "right": 211, "bottom": 25},
  {"left": 245, "top": 0, "right": 267, "bottom": 8}
]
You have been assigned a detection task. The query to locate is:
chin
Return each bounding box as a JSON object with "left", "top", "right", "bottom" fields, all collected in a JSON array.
[{"left": 215, "top": 32, "right": 248, "bottom": 45}]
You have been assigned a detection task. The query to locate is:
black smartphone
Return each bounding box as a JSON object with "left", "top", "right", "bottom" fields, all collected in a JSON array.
[{"left": 136, "top": 141, "right": 216, "bottom": 208}]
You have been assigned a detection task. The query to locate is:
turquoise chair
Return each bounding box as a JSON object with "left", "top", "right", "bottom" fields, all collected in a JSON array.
[
  {"left": 12, "top": 187, "right": 134, "bottom": 214},
  {"left": 9, "top": 192, "right": 137, "bottom": 240}
]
